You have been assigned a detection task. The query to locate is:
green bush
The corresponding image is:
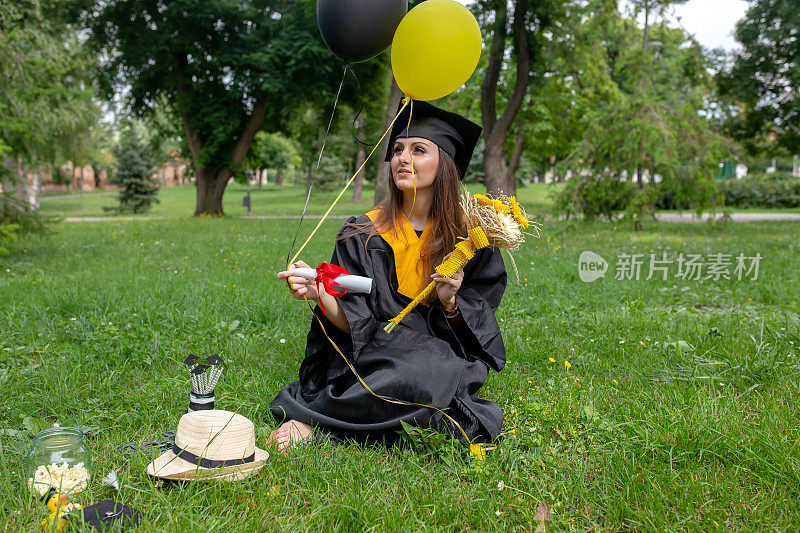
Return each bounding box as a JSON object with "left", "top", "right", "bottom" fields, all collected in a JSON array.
[
  {"left": 740, "top": 172, "right": 797, "bottom": 183},
  {"left": 315, "top": 153, "right": 347, "bottom": 192},
  {"left": 718, "top": 178, "right": 800, "bottom": 208},
  {"left": 553, "top": 175, "right": 638, "bottom": 221},
  {"left": 0, "top": 192, "right": 47, "bottom": 234},
  {"left": 0, "top": 223, "right": 20, "bottom": 255}
]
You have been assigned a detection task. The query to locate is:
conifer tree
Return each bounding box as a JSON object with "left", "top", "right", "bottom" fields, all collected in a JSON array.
[{"left": 110, "top": 132, "right": 160, "bottom": 214}]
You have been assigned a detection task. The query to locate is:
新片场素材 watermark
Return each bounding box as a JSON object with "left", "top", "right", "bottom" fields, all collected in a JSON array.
[{"left": 578, "top": 250, "right": 762, "bottom": 282}]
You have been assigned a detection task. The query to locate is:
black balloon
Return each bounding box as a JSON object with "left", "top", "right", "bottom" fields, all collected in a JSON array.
[{"left": 316, "top": 0, "right": 408, "bottom": 63}]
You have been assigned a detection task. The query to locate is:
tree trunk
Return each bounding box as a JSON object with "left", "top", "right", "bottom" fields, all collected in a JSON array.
[
  {"left": 258, "top": 169, "right": 263, "bottom": 190},
  {"left": 481, "top": 0, "right": 530, "bottom": 195},
  {"left": 67, "top": 162, "right": 74, "bottom": 194},
  {"left": 194, "top": 167, "right": 231, "bottom": 216},
  {"left": 31, "top": 166, "right": 42, "bottom": 210},
  {"left": 485, "top": 142, "right": 509, "bottom": 194},
  {"left": 506, "top": 121, "right": 526, "bottom": 194},
  {"left": 352, "top": 115, "right": 366, "bottom": 203},
  {"left": 15, "top": 157, "right": 28, "bottom": 205},
  {"left": 78, "top": 165, "right": 85, "bottom": 196},
  {"left": 177, "top": 54, "right": 267, "bottom": 217},
  {"left": 374, "top": 76, "right": 403, "bottom": 206},
  {"left": 277, "top": 169, "right": 284, "bottom": 186}
]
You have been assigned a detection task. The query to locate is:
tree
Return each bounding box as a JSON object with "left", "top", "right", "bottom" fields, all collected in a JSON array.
[
  {"left": 717, "top": 0, "right": 800, "bottom": 155},
  {"left": 476, "top": 0, "right": 558, "bottom": 195},
  {"left": 243, "top": 131, "right": 301, "bottom": 186},
  {"left": 109, "top": 131, "right": 160, "bottom": 214},
  {"left": 554, "top": 2, "right": 723, "bottom": 228},
  {"left": 89, "top": 0, "right": 340, "bottom": 216},
  {"left": 0, "top": 0, "right": 97, "bottom": 226}
]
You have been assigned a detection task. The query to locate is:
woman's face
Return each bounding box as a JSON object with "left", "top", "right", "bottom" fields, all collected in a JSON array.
[{"left": 390, "top": 137, "right": 439, "bottom": 192}]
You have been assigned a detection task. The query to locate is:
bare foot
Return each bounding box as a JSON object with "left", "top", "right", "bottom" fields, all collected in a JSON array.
[{"left": 266, "top": 420, "right": 313, "bottom": 452}]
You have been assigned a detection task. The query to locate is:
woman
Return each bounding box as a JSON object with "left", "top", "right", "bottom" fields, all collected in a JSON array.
[{"left": 270, "top": 101, "right": 507, "bottom": 451}]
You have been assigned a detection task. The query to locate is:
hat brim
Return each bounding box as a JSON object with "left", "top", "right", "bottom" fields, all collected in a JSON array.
[{"left": 146, "top": 447, "right": 269, "bottom": 482}]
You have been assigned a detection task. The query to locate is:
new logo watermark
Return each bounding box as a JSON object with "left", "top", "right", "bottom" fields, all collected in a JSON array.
[
  {"left": 578, "top": 251, "right": 609, "bottom": 282},
  {"left": 578, "top": 251, "right": 762, "bottom": 282}
]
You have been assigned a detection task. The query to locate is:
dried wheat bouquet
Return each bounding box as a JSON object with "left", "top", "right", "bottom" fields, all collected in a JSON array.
[{"left": 384, "top": 191, "right": 541, "bottom": 332}]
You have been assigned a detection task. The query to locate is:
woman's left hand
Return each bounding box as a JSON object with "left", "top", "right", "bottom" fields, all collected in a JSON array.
[{"left": 432, "top": 253, "right": 464, "bottom": 312}]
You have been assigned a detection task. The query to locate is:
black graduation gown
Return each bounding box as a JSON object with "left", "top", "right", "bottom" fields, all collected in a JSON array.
[{"left": 269, "top": 215, "right": 507, "bottom": 444}]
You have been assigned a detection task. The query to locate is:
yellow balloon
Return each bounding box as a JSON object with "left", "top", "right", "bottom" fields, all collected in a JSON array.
[{"left": 391, "top": 0, "right": 481, "bottom": 101}]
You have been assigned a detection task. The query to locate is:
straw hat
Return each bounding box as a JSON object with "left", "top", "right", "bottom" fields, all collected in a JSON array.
[{"left": 146, "top": 410, "right": 268, "bottom": 481}]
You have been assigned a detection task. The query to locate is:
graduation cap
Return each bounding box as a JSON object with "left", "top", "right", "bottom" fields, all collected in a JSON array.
[
  {"left": 79, "top": 500, "right": 142, "bottom": 531},
  {"left": 384, "top": 100, "right": 482, "bottom": 179}
]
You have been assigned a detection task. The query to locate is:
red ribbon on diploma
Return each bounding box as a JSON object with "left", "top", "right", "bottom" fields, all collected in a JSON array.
[{"left": 315, "top": 263, "right": 351, "bottom": 314}]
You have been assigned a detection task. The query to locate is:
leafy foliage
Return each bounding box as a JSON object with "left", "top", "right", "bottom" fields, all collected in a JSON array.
[
  {"left": 108, "top": 132, "right": 160, "bottom": 214},
  {"left": 0, "top": 223, "right": 19, "bottom": 256},
  {"left": 315, "top": 153, "right": 347, "bottom": 192},
  {"left": 553, "top": 175, "right": 639, "bottom": 221},
  {"left": 718, "top": 177, "right": 800, "bottom": 209},
  {"left": 243, "top": 132, "right": 301, "bottom": 182},
  {"left": 0, "top": 0, "right": 100, "bottom": 167},
  {"left": 717, "top": 0, "right": 800, "bottom": 154},
  {"left": 554, "top": 9, "right": 724, "bottom": 227},
  {"left": 87, "top": 0, "right": 351, "bottom": 215}
]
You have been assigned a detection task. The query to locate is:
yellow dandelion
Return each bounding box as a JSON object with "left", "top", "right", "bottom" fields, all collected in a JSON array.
[
  {"left": 548, "top": 357, "right": 556, "bottom": 363},
  {"left": 564, "top": 360, "right": 572, "bottom": 369},
  {"left": 613, "top": 379, "right": 618, "bottom": 385}
]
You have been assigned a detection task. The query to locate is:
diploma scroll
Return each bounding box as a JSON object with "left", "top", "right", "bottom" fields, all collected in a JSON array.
[{"left": 289, "top": 266, "right": 373, "bottom": 294}]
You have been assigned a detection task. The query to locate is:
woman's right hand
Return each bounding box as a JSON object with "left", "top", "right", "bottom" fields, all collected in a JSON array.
[{"left": 276, "top": 261, "right": 321, "bottom": 302}]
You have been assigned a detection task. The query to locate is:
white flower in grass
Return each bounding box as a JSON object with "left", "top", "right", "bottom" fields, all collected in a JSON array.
[
  {"left": 497, "top": 481, "right": 505, "bottom": 491},
  {"left": 495, "top": 510, "right": 502, "bottom": 516},
  {"left": 70, "top": 318, "right": 76, "bottom": 321},
  {"left": 279, "top": 339, "right": 286, "bottom": 344}
]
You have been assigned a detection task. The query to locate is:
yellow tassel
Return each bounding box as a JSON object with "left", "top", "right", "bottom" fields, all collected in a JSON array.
[
  {"left": 384, "top": 280, "right": 438, "bottom": 333},
  {"left": 469, "top": 442, "right": 497, "bottom": 461}
]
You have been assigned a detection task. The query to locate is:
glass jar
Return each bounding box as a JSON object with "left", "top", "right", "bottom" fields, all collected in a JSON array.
[{"left": 27, "top": 427, "right": 91, "bottom": 498}]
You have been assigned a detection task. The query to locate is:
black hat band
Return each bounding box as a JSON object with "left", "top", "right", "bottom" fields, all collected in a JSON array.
[{"left": 171, "top": 444, "right": 255, "bottom": 469}]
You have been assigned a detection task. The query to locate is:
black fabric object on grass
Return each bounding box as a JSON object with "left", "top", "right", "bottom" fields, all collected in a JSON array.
[
  {"left": 269, "top": 215, "right": 506, "bottom": 444},
  {"left": 80, "top": 500, "right": 142, "bottom": 531}
]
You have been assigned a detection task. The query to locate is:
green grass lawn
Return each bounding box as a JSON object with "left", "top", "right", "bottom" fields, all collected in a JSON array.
[
  {"left": 1, "top": 201, "right": 799, "bottom": 529},
  {"left": 39, "top": 180, "right": 799, "bottom": 221},
  {"left": 37, "top": 181, "right": 561, "bottom": 220}
]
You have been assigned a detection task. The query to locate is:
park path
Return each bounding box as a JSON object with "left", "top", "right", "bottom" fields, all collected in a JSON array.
[
  {"left": 62, "top": 212, "right": 800, "bottom": 223},
  {"left": 655, "top": 212, "right": 800, "bottom": 222}
]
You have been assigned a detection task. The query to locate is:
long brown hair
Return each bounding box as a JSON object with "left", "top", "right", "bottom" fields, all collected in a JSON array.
[{"left": 341, "top": 147, "right": 465, "bottom": 279}]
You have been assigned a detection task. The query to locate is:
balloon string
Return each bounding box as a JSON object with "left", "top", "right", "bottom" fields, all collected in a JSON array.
[
  {"left": 404, "top": 98, "right": 416, "bottom": 214},
  {"left": 347, "top": 66, "right": 372, "bottom": 147},
  {"left": 302, "top": 298, "right": 476, "bottom": 446},
  {"left": 287, "top": 98, "right": 410, "bottom": 268},
  {"left": 286, "top": 63, "right": 349, "bottom": 270}
]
